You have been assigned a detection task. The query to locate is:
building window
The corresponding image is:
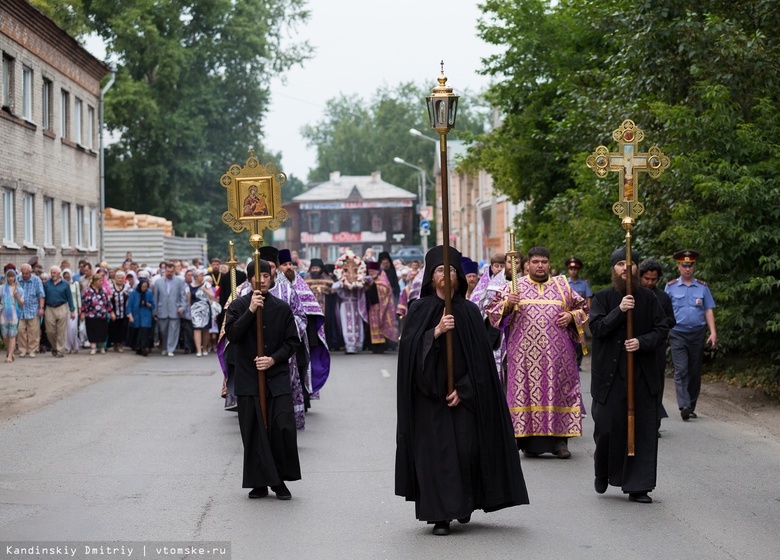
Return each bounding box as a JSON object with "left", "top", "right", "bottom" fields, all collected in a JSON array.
[
  {"left": 42, "top": 79, "right": 52, "bottom": 130},
  {"left": 22, "top": 66, "right": 32, "bottom": 121},
  {"left": 60, "top": 90, "right": 69, "bottom": 138},
  {"left": 75, "top": 204, "right": 84, "bottom": 247},
  {"left": 328, "top": 245, "right": 340, "bottom": 262},
  {"left": 23, "top": 193, "right": 34, "bottom": 245},
  {"left": 307, "top": 246, "right": 321, "bottom": 259},
  {"left": 309, "top": 212, "right": 320, "bottom": 233},
  {"left": 350, "top": 213, "right": 361, "bottom": 233},
  {"left": 44, "top": 197, "right": 54, "bottom": 246},
  {"left": 328, "top": 213, "right": 339, "bottom": 233},
  {"left": 61, "top": 202, "right": 71, "bottom": 246},
  {"left": 74, "top": 98, "right": 83, "bottom": 145},
  {"left": 88, "top": 207, "right": 97, "bottom": 249},
  {"left": 2, "top": 54, "right": 14, "bottom": 110},
  {"left": 371, "top": 214, "right": 383, "bottom": 233},
  {"left": 87, "top": 106, "right": 95, "bottom": 149},
  {"left": 392, "top": 212, "right": 403, "bottom": 231},
  {"left": 2, "top": 190, "right": 14, "bottom": 243}
]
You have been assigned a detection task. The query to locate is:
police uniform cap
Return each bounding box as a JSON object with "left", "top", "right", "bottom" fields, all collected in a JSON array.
[
  {"left": 673, "top": 249, "right": 699, "bottom": 263},
  {"left": 565, "top": 257, "right": 583, "bottom": 269}
]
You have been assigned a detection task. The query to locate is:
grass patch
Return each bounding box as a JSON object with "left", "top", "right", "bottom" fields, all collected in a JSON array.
[{"left": 703, "top": 356, "right": 780, "bottom": 400}]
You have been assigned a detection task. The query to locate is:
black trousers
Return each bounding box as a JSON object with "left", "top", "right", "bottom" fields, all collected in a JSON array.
[
  {"left": 593, "top": 369, "right": 658, "bottom": 493},
  {"left": 237, "top": 394, "right": 301, "bottom": 488}
]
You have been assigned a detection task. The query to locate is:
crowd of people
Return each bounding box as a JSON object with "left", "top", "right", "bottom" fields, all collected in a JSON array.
[
  {"left": 1, "top": 243, "right": 717, "bottom": 536},
  {"left": 0, "top": 253, "right": 224, "bottom": 362}
]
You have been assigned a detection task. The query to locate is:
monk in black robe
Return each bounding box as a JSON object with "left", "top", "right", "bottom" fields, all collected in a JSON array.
[
  {"left": 395, "top": 245, "right": 529, "bottom": 536},
  {"left": 225, "top": 259, "right": 301, "bottom": 500},
  {"left": 589, "top": 248, "right": 669, "bottom": 504}
]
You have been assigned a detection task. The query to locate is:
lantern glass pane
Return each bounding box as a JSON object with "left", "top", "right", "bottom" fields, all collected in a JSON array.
[
  {"left": 426, "top": 97, "right": 435, "bottom": 128},
  {"left": 448, "top": 98, "right": 459, "bottom": 126}
]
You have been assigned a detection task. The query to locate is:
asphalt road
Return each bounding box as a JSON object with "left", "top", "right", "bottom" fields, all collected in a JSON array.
[{"left": 1, "top": 351, "right": 779, "bottom": 559}]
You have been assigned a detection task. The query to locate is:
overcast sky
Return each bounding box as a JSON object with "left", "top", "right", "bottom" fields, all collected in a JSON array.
[{"left": 86, "top": 1, "right": 503, "bottom": 181}]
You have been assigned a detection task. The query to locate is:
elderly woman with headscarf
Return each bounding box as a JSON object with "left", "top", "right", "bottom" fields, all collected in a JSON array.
[
  {"left": 80, "top": 274, "right": 115, "bottom": 354},
  {"left": 189, "top": 268, "right": 216, "bottom": 356},
  {"left": 61, "top": 268, "right": 82, "bottom": 354},
  {"left": 108, "top": 270, "right": 132, "bottom": 352},
  {"left": 1, "top": 265, "right": 25, "bottom": 362},
  {"left": 127, "top": 277, "right": 155, "bottom": 356}
]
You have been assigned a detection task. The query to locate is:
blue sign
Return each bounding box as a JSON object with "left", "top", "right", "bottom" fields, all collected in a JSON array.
[{"left": 420, "top": 220, "right": 430, "bottom": 230}]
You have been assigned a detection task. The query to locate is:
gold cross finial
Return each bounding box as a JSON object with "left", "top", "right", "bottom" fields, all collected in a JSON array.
[{"left": 248, "top": 148, "right": 255, "bottom": 157}]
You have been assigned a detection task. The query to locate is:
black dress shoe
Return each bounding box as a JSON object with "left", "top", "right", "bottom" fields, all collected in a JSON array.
[
  {"left": 689, "top": 411, "right": 698, "bottom": 419},
  {"left": 224, "top": 394, "right": 238, "bottom": 411},
  {"left": 681, "top": 407, "right": 691, "bottom": 421},
  {"left": 594, "top": 478, "right": 608, "bottom": 494},
  {"left": 522, "top": 450, "right": 540, "bottom": 458},
  {"left": 432, "top": 521, "right": 450, "bottom": 536},
  {"left": 271, "top": 483, "right": 292, "bottom": 500},
  {"left": 248, "top": 487, "right": 268, "bottom": 499},
  {"left": 628, "top": 493, "right": 652, "bottom": 504},
  {"left": 457, "top": 514, "right": 471, "bottom": 524}
]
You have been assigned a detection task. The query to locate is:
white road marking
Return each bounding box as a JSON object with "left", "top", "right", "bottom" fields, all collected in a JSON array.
[{"left": 380, "top": 369, "right": 391, "bottom": 378}]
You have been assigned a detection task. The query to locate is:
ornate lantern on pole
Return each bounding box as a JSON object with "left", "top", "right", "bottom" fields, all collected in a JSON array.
[{"left": 426, "top": 61, "right": 459, "bottom": 394}]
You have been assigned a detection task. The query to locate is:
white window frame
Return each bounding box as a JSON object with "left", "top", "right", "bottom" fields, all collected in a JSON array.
[
  {"left": 43, "top": 197, "right": 54, "bottom": 246},
  {"left": 22, "top": 66, "right": 32, "bottom": 121},
  {"left": 75, "top": 205, "right": 85, "bottom": 248},
  {"left": 87, "top": 106, "right": 95, "bottom": 149},
  {"left": 327, "top": 245, "right": 339, "bottom": 262},
  {"left": 88, "top": 207, "right": 97, "bottom": 249},
  {"left": 42, "top": 79, "right": 52, "bottom": 131},
  {"left": 61, "top": 202, "right": 71, "bottom": 247},
  {"left": 23, "top": 192, "right": 34, "bottom": 246},
  {"left": 74, "top": 97, "right": 83, "bottom": 145},
  {"left": 2, "top": 190, "right": 15, "bottom": 245},
  {"left": 60, "top": 90, "right": 69, "bottom": 138}
]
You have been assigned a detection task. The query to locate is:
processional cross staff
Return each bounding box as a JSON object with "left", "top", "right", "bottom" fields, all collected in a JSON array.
[
  {"left": 426, "top": 62, "right": 460, "bottom": 394},
  {"left": 220, "top": 149, "right": 289, "bottom": 428},
  {"left": 587, "top": 119, "right": 669, "bottom": 456}
]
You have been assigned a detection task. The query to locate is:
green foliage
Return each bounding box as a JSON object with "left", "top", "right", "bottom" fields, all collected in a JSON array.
[
  {"left": 29, "top": 0, "right": 91, "bottom": 38},
  {"left": 302, "top": 82, "right": 490, "bottom": 194},
  {"left": 38, "top": 0, "right": 311, "bottom": 257},
  {"left": 471, "top": 0, "right": 780, "bottom": 372}
]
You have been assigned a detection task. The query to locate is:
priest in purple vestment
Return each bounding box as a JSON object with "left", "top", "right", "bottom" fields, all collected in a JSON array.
[
  {"left": 364, "top": 262, "right": 399, "bottom": 354},
  {"left": 279, "top": 249, "right": 331, "bottom": 402},
  {"left": 487, "top": 246, "right": 588, "bottom": 459}
]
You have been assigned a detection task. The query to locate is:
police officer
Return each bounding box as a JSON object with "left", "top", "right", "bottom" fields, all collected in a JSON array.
[{"left": 665, "top": 250, "right": 717, "bottom": 421}]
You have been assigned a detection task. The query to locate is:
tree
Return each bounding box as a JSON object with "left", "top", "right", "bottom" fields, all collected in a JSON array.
[
  {"left": 468, "top": 0, "right": 780, "bottom": 374},
  {"left": 302, "top": 82, "right": 490, "bottom": 195},
  {"left": 33, "top": 0, "right": 311, "bottom": 256}
]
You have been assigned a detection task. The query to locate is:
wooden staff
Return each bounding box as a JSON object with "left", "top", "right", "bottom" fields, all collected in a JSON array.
[
  {"left": 625, "top": 231, "right": 636, "bottom": 456},
  {"left": 439, "top": 133, "right": 455, "bottom": 395},
  {"left": 253, "top": 243, "right": 267, "bottom": 429}
]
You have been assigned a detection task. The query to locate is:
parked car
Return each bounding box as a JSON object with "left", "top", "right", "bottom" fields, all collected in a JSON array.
[{"left": 390, "top": 246, "right": 425, "bottom": 263}]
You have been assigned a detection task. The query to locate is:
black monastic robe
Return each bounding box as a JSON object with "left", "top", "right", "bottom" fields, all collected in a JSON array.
[
  {"left": 395, "top": 293, "right": 529, "bottom": 522},
  {"left": 225, "top": 289, "right": 301, "bottom": 488},
  {"left": 589, "top": 285, "right": 668, "bottom": 493}
]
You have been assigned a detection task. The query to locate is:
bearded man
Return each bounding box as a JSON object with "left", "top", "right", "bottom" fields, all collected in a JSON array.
[{"left": 589, "top": 248, "right": 668, "bottom": 504}]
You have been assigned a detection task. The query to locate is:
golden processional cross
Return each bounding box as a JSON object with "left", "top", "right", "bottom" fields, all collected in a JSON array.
[
  {"left": 220, "top": 149, "right": 288, "bottom": 428},
  {"left": 587, "top": 120, "right": 669, "bottom": 457}
]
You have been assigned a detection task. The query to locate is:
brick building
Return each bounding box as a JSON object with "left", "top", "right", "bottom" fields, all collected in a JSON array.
[
  {"left": 434, "top": 140, "right": 524, "bottom": 263},
  {"left": 1, "top": 0, "right": 109, "bottom": 269},
  {"left": 288, "top": 171, "right": 416, "bottom": 262}
]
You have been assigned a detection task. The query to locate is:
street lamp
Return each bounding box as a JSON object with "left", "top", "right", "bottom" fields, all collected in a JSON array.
[
  {"left": 426, "top": 61, "right": 459, "bottom": 394},
  {"left": 409, "top": 128, "right": 438, "bottom": 143},
  {"left": 393, "top": 157, "right": 429, "bottom": 253}
]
